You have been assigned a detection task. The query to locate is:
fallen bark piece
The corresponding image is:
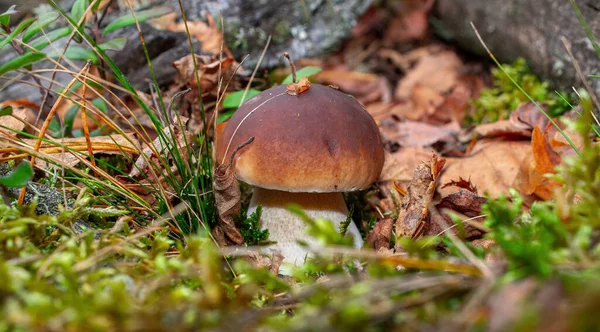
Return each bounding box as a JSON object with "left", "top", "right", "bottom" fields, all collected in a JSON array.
[
  {"left": 395, "top": 155, "right": 445, "bottom": 251},
  {"left": 366, "top": 218, "right": 394, "bottom": 251}
]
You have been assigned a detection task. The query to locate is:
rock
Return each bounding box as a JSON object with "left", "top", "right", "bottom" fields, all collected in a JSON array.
[
  {"left": 434, "top": 0, "right": 600, "bottom": 98},
  {"left": 0, "top": 0, "right": 45, "bottom": 22},
  {"left": 0, "top": 0, "right": 371, "bottom": 104},
  {"left": 181, "top": 0, "right": 372, "bottom": 70}
]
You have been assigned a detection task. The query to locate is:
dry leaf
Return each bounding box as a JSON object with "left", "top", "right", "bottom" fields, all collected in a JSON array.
[
  {"left": 173, "top": 54, "right": 235, "bottom": 93},
  {"left": 16, "top": 134, "right": 139, "bottom": 169},
  {"left": 430, "top": 190, "right": 488, "bottom": 239},
  {"left": 366, "top": 218, "right": 393, "bottom": 250},
  {"left": 383, "top": 0, "right": 434, "bottom": 45},
  {"left": 394, "top": 47, "right": 462, "bottom": 101},
  {"left": 0, "top": 107, "right": 28, "bottom": 136},
  {"left": 156, "top": 12, "right": 228, "bottom": 55},
  {"left": 379, "top": 147, "right": 438, "bottom": 183},
  {"left": 315, "top": 71, "right": 390, "bottom": 104},
  {"left": 514, "top": 126, "right": 561, "bottom": 200},
  {"left": 395, "top": 155, "right": 446, "bottom": 250},
  {"left": 365, "top": 102, "right": 396, "bottom": 123},
  {"left": 378, "top": 147, "right": 438, "bottom": 214},
  {"left": 286, "top": 77, "right": 311, "bottom": 96},
  {"left": 212, "top": 137, "right": 255, "bottom": 246},
  {"left": 474, "top": 102, "right": 551, "bottom": 138},
  {"left": 380, "top": 119, "right": 459, "bottom": 147},
  {"left": 439, "top": 139, "right": 531, "bottom": 197},
  {"left": 509, "top": 102, "right": 550, "bottom": 132},
  {"left": 474, "top": 120, "right": 532, "bottom": 138},
  {"left": 442, "top": 177, "right": 478, "bottom": 194},
  {"left": 437, "top": 190, "right": 487, "bottom": 218},
  {"left": 213, "top": 161, "right": 244, "bottom": 245}
]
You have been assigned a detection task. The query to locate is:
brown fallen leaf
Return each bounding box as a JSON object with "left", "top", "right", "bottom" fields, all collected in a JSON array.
[
  {"left": 154, "top": 12, "right": 229, "bottom": 56},
  {"left": 286, "top": 77, "right": 311, "bottom": 96},
  {"left": 434, "top": 76, "right": 483, "bottom": 124},
  {"left": 442, "top": 177, "right": 478, "bottom": 194},
  {"left": 545, "top": 110, "right": 584, "bottom": 159},
  {"left": 394, "top": 47, "right": 463, "bottom": 101},
  {"left": 395, "top": 155, "right": 446, "bottom": 250},
  {"left": 212, "top": 137, "right": 255, "bottom": 246},
  {"left": 383, "top": 8, "right": 429, "bottom": 45},
  {"left": 366, "top": 218, "right": 394, "bottom": 251},
  {"left": 383, "top": 0, "right": 434, "bottom": 45},
  {"left": 365, "top": 102, "right": 397, "bottom": 123},
  {"left": 474, "top": 120, "right": 532, "bottom": 138},
  {"left": 173, "top": 54, "right": 236, "bottom": 94},
  {"left": 509, "top": 102, "right": 550, "bottom": 132},
  {"left": 474, "top": 102, "right": 551, "bottom": 139},
  {"left": 411, "top": 84, "right": 445, "bottom": 118},
  {"left": 426, "top": 204, "right": 485, "bottom": 241},
  {"left": 380, "top": 119, "right": 459, "bottom": 148},
  {"left": 437, "top": 190, "right": 487, "bottom": 218},
  {"left": 0, "top": 107, "right": 28, "bottom": 137},
  {"left": 514, "top": 126, "right": 561, "bottom": 200},
  {"left": 438, "top": 139, "right": 531, "bottom": 197},
  {"left": 0, "top": 134, "right": 140, "bottom": 169},
  {"left": 314, "top": 71, "right": 391, "bottom": 105}
]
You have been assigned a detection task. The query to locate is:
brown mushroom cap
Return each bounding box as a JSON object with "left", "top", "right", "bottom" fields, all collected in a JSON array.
[{"left": 216, "top": 84, "right": 384, "bottom": 192}]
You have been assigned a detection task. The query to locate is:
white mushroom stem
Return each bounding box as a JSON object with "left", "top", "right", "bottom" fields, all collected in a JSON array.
[{"left": 247, "top": 187, "right": 364, "bottom": 269}]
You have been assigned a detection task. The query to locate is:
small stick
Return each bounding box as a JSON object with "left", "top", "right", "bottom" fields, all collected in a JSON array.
[{"left": 282, "top": 52, "right": 297, "bottom": 84}]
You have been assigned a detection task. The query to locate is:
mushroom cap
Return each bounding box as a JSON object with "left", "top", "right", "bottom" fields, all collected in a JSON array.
[{"left": 216, "top": 84, "right": 385, "bottom": 193}]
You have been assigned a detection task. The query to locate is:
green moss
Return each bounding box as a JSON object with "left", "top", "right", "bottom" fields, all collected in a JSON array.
[
  {"left": 236, "top": 205, "right": 270, "bottom": 245},
  {"left": 273, "top": 20, "right": 291, "bottom": 44},
  {"left": 466, "top": 58, "right": 573, "bottom": 125}
]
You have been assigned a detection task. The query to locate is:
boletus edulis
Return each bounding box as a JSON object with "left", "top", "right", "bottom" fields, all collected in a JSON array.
[{"left": 216, "top": 75, "right": 384, "bottom": 269}]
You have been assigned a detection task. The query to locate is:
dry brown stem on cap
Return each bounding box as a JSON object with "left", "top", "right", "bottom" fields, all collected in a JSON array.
[
  {"left": 282, "top": 52, "right": 297, "bottom": 84},
  {"left": 282, "top": 52, "right": 311, "bottom": 96},
  {"left": 213, "top": 137, "right": 255, "bottom": 246}
]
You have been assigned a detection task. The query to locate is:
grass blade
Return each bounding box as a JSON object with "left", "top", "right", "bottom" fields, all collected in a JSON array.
[
  {"left": 0, "top": 18, "right": 35, "bottom": 50},
  {"left": 102, "top": 7, "right": 172, "bottom": 36},
  {"left": 0, "top": 52, "right": 45, "bottom": 76}
]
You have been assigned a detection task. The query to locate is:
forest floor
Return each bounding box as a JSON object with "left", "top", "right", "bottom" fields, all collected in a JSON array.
[{"left": 0, "top": 1, "right": 599, "bottom": 331}]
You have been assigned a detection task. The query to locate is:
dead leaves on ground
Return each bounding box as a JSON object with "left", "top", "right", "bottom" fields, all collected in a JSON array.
[{"left": 152, "top": 12, "right": 228, "bottom": 56}]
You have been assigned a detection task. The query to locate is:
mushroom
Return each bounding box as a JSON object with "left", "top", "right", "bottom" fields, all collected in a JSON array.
[{"left": 216, "top": 79, "right": 384, "bottom": 268}]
